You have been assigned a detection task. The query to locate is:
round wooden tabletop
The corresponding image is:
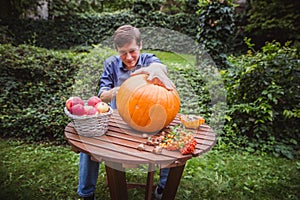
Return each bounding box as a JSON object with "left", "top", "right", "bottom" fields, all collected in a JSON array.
[{"left": 64, "top": 111, "right": 217, "bottom": 169}]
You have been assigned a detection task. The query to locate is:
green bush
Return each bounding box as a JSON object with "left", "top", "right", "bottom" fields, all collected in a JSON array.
[
  {"left": 132, "top": 0, "right": 163, "bottom": 15},
  {"left": 1, "top": 12, "right": 137, "bottom": 49},
  {"left": 49, "top": 0, "right": 106, "bottom": 16},
  {"left": 245, "top": 0, "right": 300, "bottom": 49},
  {"left": 0, "top": 44, "right": 76, "bottom": 142},
  {"left": 0, "top": 10, "right": 198, "bottom": 50},
  {"left": 222, "top": 40, "right": 300, "bottom": 158},
  {"left": 0, "top": 44, "right": 115, "bottom": 143}
]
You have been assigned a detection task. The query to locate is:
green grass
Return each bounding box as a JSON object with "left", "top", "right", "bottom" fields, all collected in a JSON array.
[
  {"left": 143, "top": 50, "right": 196, "bottom": 67},
  {"left": 0, "top": 138, "right": 299, "bottom": 200}
]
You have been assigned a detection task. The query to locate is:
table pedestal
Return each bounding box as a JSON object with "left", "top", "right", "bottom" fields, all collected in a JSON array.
[
  {"left": 105, "top": 161, "right": 186, "bottom": 200},
  {"left": 105, "top": 162, "right": 128, "bottom": 200}
]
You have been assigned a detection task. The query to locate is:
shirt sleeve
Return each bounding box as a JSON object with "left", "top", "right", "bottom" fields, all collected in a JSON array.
[{"left": 97, "top": 58, "right": 115, "bottom": 97}]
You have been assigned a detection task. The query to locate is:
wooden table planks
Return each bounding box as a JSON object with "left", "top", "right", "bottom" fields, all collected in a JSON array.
[{"left": 64, "top": 111, "right": 217, "bottom": 200}]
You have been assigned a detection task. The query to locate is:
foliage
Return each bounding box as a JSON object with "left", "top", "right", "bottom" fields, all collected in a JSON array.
[
  {"left": 0, "top": 0, "right": 41, "bottom": 19},
  {"left": 50, "top": 0, "right": 194, "bottom": 16},
  {"left": 132, "top": 0, "right": 163, "bottom": 15},
  {"left": 49, "top": 0, "right": 104, "bottom": 17},
  {"left": 0, "top": 12, "right": 134, "bottom": 49},
  {"left": 0, "top": 10, "right": 198, "bottom": 50},
  {"left": 0, "top": 0, "right": 110, "bottom": 19},
  {"left": 0, "top": 24, "right": 14, "bottom": 44},
  {"left": 245, "top": 0, "right": 300, "bottom": 49},
  {"left": 1, "top": 138, "right": 299, "bottom": 199},
  {"left": 184, "top": 0, "right": 200, "bottom": 14},
  {"left": 101, "top": 0, "right": 134, "bottom": 12},
  {"left": 0, "top": 0, "right": 200, "bottom": 19},
  {"left": 169, "top": 64, "right": 212, "bottom": 117},
  {"left": 196, "top": 0, "right": 237, "bottom": 69},
  {"left": 0, "top": 44, "right": 76, "bottom": 143},
  {"left": 2, "top": 0, "right": 299, "bottom": 55},
  {"left": 222, "top": 40, "right": 300, "bottom": 158},
  {"left": 159, "top": 0, "right": 185, "bottom": 14},
  {"left": 0, "top": 44, "right": 115, "bottom": 143},
  {"left": 50, "top": 0, "right": 164, "bottom": 16}
]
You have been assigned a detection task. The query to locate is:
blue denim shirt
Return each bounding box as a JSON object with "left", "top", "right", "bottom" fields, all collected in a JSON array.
[{"left": 98, "top": 53, "right": 161, "bottom": 109}]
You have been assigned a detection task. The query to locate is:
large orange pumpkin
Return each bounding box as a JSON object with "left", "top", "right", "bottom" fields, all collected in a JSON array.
[{"left": 116, "top": 74, "right": 180, "bottom": 133}]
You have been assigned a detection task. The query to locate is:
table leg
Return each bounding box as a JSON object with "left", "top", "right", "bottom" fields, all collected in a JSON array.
[
  {"left": 161, "top": 164, "right": 185, "bottom": 200},
  {"left": 105, "top": 163, "right": 128, "bottom": 200},
  {"left": 145, "top": 164, "right": 155, "bottom": 200}
]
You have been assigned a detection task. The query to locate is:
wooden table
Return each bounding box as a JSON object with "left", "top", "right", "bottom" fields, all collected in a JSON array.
[{"left": 64, "top": 111, "right": 216, "bottom": 200}]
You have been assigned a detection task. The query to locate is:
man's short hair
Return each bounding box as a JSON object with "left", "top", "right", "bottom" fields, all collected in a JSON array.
[{"left": 113, "top": 25, "right": 141, "bottom": 49}]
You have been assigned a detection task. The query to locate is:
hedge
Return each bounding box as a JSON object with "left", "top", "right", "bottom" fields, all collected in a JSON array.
[
  {"left": 0, "top": 44, "right": 115, "bottom": 143},
  {"left": 0, "top": 11, "right": 198, "bottom": 50},
  {"left": 222, "top": 41, "right": 300, "bottom": 159}
]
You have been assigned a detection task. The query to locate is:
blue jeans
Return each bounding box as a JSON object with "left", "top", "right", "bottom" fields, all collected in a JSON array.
[{"left": 77, "top": 152, "right": 170, "bottom": 197}]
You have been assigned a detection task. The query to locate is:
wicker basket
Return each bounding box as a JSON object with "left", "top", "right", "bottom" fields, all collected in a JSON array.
[{"left": 64, "top": 106, "right": 113, "bottom": 137}]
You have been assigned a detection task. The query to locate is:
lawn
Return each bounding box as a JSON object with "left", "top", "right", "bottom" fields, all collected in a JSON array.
[{"left": 0, "top": 138, "right": 299, "bottom": 200}]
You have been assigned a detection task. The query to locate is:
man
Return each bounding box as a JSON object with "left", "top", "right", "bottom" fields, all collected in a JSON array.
[{"left": 78, "top": 25, "right": 174, "bottom": 200}]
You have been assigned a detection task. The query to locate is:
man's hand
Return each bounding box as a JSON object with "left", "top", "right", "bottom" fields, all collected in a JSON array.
[
  {"left": 100, "top": 87, "right": 120, "bottom": 103},
  {"left": 131, "top": 63, "right": 175, "bottom": 90}
]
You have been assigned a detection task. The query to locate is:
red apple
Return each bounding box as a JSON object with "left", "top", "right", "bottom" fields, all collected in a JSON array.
[
  {"left": 70, "top": 104, "right": 85, "bottom": 116},
  {"left": 95, "top": 102, "right": 109, "bottom": 113},
  {"left": 84, "top": 105, "right": 98, "bottom": 115},
  {"left": 87, "top": 96, "right": 102, "bottom": 107},
  {"left": 66, "top": 96, "right": 84, "bottom": 111}
]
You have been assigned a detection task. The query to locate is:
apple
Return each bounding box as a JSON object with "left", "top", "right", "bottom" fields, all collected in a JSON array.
[
  {"left": 95, "top": 102, "right": 110, "bottom": 113},
  {"left": 87, "top": 96, "right": 102, "bottom": 107},
  {"left": 70, "top": 104, "right": 85, "bottom": 116},
  {"left": 66, "top": 96, "right": 84, "bottom": 111},
  {"left": 84, "top": 105, "right": 98, "bottom": 115}
]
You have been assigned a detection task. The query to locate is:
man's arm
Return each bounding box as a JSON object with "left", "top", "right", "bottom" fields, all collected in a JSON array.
[
  {"left": 99, "top": 87, "right": 119, "bottom": 103},
  {"left": 98, "top": 58, "right": 118, "bottom": 103}
]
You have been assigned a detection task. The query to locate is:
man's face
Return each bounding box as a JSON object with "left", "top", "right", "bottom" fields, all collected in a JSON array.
[{"left": 117, "top": 40, "right": 141, "bottom": 70}]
